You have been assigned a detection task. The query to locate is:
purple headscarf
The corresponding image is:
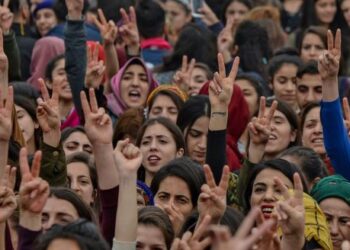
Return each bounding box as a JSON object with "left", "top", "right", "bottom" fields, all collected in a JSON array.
[{"left": 107, "top": 57, "right": 158, "bottom": 117}]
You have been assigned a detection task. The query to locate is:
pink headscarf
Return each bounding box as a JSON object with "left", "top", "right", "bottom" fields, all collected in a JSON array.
[
  {"left": 107, "top": 57, "right": 158, "bottom": 117},
  {"left": 27, "top": 36, "right": 65, "bottom": 89}
]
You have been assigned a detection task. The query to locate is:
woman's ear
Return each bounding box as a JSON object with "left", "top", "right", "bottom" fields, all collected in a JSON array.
[
  {"left": 290, "top": 129, "right": 297, "bottom": 142},
  {"left": 176, "top": 148, "right": 185, "bottom": 158},
  {"left": 45, "top": 80, "right": 53, "bottom": 90}
]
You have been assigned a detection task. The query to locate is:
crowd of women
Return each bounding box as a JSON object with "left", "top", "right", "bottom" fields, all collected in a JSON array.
[{"left": 0, "top": 0, "right": 350, "bottom": 249}]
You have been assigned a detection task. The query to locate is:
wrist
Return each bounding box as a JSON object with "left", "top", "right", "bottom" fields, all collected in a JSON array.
[
  {"left": 43, "top": 130, "right": 61, "bottom": 148},
  {"left": 127, "top": 44, "right": 140, "bottom": 56},
  {"left": 67, "top": 11, "right": 83, "bottom": 20},
  {"left": 19, "top": 210, "right": 42, "bottom": 231}
]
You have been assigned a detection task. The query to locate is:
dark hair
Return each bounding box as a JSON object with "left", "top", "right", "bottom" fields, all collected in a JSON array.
[
  {"left": 273, "top": 47, "right": 300, "bottom": 57},
  {"left": 296, "top": 26, "right": 327, "bottom": 53},
  {"left": 147, "top": 89, "right": 185, "bottom": 115},
  {"left": 112, "top": 108, "right": 144, "bottom": 147},
  {"left": 66, "top": 152, "right": 98, "bottom": 190},
  {"left": 35, "top": 219, "right": 109, "bottom": 250},
  {"left": 49, "top": 187, "right": 96, "bottom": 223},
  {"left": 268, "top": 54, "right": 302, "bottom": 80},
  {"left": 243, "top": 158, "right": 308, "bottom": 212},
  {"left": 297, "top": 60, "right": 319, "bottom": 78},
  {"left": 138, "top": 206, "right": 175, "bottom": 249},
  {"left": 279, "top": 146, "right": 328, "bottom": 183},
  {"left": 52, "top": 0, "right": 90, "bottom": 22},
  {"left": 179, "top": 207, "right": 244, "bottom": 236},
  {"left": 266, "top": 98, "right": 299, "bottom": 147},
  {"left": 45, "top": 54, "right": 65, "bottom": 82},
  {"left": 177, "top": 95, "right": 210, "bottom": 141},
  {"left": 11, "top": 81, "right": 40, "bottom": 100},
  {"left": 136, "top": 0, "right": 165, "bottom": 39},
  {"left": 169, "top": 0, "right": 191, "bottom": 14},
  {"left": 150, "top": 157, "right": 205, "bottom": 207},
  {"left": 159, "top": 24, "right": 217, "bottom": 72},
  {"left": 234, "top": 20, "right": 272, "bottom": 80},
  {"left": 61, "top": 126, "right": 87, "bottom": 144},
  {"left": 221, "top": 0, "right": 253, "bottom": 24},
  {"left": 300, "top": 0, "right": 347, "bottom": 32},
  {"left": 300, "top": 102, "right": 321, "bottom": 135},
  {"left": 14, "top": 95, "right": 41, "bottom": 150},
  {"left": 236, "top": 72, "right": 264, "bottom": 102},
  {"left": 97, "top": 0, "right": 135, "bottom": 24}
]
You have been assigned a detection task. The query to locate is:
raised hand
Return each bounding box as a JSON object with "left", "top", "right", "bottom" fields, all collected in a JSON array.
[
  {"left": 36, "top": 78, "right": 60, "bottom": 133},
  {"left": 65, "top": 0, "right": 84, "bottom": 20},
  {"left": 274, "top": 173, "right": 305, "bottom": 248},
  {"left": 0, "top": 0, "right": 13, "bottom": 34},
  {"left": 0, "top": 165, "right": 17, "bottom": 223},
  {"left": 0, "top": 29, "right": 9, "bottom": 93},
  {"left": 0, "top": 86, "right": 13, "bottom": 141},
  {"left": 248, "top": 97, "right": 278, "bottom": 146},
  {"left": 19, "top": 148, "right": 49, "bottom": 214},
  {"left": 215, "top": 207, "right": 276, "bottom": 250},
  {"left": 119, "top": 7, "right": 140, "bottom": 54},
  {"left": 209, "top": 53, "right": 239, "bottom": 108},
  {"left": 198, "top": 3, "right": 219, "bottom": 27},
  {"left": 81, "top": 88, "right": 112, "bottom": 144},
  {"left": 85, "top": 43, "right": 106, "bottom": 89},
  {"left": 197, "top": 165, "right": 229, "bottom": 223},
  {"left": 172, "top": 55, "right": 195, "bottom": 93},
  {"left": 160, "top": 202, "right": 185, "bottom": 235},
  {"left": 93, "top": 9, "right": 118, "bottom": 46},
  {"left": 217, "top": 18, "right": 234, "bottom": 64},
  {"left": 114, "top": 138, "right": 142, "bottom": 177},
  {"left": 170, "top": 215, "right": 212, "bottom": 250},
  {"left": 318, "top": 29, "right": 341, "bottom": 81}
]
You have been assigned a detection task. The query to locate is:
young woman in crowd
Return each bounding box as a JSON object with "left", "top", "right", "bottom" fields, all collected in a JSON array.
[
  {"left": 221, "top": 0, "right": 253, "bottom": 28},
  {"left": 61, "top": 126, "right": 93, "bottom": 156},
  {"left": 146, "top": 85, "right": 188, "bottom": 123},
  {"left": 33, "top": 0, "right": 58, "bottom": 38},
  {"left": 297, "top": 26, "right": 327, "bottom": 62}
]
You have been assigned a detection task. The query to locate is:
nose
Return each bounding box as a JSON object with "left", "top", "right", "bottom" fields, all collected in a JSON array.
[
  {"left": 131, "top": 76, "right": 139, "bottom": 87},
  {"left": 43, "top": 217, "right": 55, "bottom": 232},
  {"left": 150, "top": 139, "right": 158, "bottom": 151},
  {"left": 314, "top": 122, "right": 323, "bottom": 133},
  {"left": 286, "top": 81, "right": 295, "bottom": 92},
  {"left": 263, "top": 188, "right": 275, "bottom": 202},
  {"left": 306, "top": 90, "right": 314, "bottom": 103},
  {"left": 70, "top": 178, "right": 80, "bottom": 192},
  {"left": 309, "top": 46, "right": 317, "bottom": 56},
  {"left": 197, "top": 135, "right": 207, "bottom": 150},
  {"left": 329, "top": 220, "right": 340, "bottom": 236}
]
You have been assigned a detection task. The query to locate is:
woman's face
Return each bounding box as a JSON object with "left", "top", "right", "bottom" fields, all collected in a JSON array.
[
  {"left": 155, "top": 176, "right": 193, "bottom": 219},
  {"left": 320, "top": 198, "right": 350, "bottom": 250},
  {"left": 42, "top": 196, "right": 79, "bottom": 233},
  {"left": 35, "top": 8, "right": 57, "bottom": 36},
  {"left": 136, "top": 224, "right": 167, "bottom": 250},
  {"left": 301, "top": 33, "right": 326, "bottom": 62},
  {"left": 15, "top": 105, "right": 37, "bottom": 145},
  {"left": 341, "top": 0, "right": 350, "bottom": 26},
  {"left": 189, "top": 67, "right": 209, "bottom": 96},
  {"left": 250, "top": 168, "right": 293, "bottom": 219},
  {"left": 165, "top": 0, "right": 192, "bottom": 34},
  {"left": 48, "top": 58, "right": 72, "bottom": 101},
  {"left": 140, "top": 123, "right": 183, "bottom": 176},
  {"left": 225, "top": 1, "right": 249, "bottom": 28},
  {"left": 47, "top": 239, "right": 80, "bottom": 250},
  {"left": 302, "top": 107, "right": 325, "bottom": 155},
  {"left": 315, "top": 0, "right": 337, "bottom": 25},
  {"left": 149, "top": 94, "right": 179, "bottom": 123},
  {"left": 186, "top": 116, "right": 210, "bottom": 165},
  {"left": 265, "top": 109, "right": 297, "bottom": 157},
  {"left": 67, "top": 162, "right": 95, "bottom": 205},
  {"left": 236, "top": 79, "right": 259, "bottom": 117},
  {"left": 271, "top": 63, "right": 298, "bottom": 109},
  {"left": 120, "top": 64, "right": 149, "bottom": 109},
  {"left": 63, "top": 131, "right": 93, "bottom": 156}
]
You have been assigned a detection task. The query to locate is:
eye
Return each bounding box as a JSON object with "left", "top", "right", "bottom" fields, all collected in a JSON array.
[
  {"left": 189, "top": 130, "right": 201, "bottom": 138},
  {"left": 254, "top": 187, "right": 265, "bottom": 193},
  {"left": 176, "top": 197, "right": 189, "bottom": 205},
  {"left": 141, "top": 139, "right": 150, "bottom": 146}
]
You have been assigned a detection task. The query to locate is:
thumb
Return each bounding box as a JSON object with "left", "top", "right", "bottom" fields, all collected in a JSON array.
[{"left": 115, "top": 138, "right": 130, "bottom": 153}]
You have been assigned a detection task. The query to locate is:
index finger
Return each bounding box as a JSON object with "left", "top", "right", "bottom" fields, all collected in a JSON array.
[
  {"left": 228, "top": 56, "right": 240, "bottom": 80},
  {"left": 266, "top": 100, "right": 277, "bottom": 123},
  {"left": 120, "top": 8, "right": 130, "bottom": 24},
  {"left": 335, "top": 28, "right": 341, "bottom": 52},
  {"left": 235, "top": 207, "right": 260, "bottom": 238},
  {"left": 192, "top": 215, "right": 211, "bottom": 240},
  {"left": 129, "top": 6, "right": 137, "bottom": 24},
  {"left": 258, "top": 96, "right": 266, "bottom": 119},
  {"left": 93, "top": 43, "right": 99, "bottom": 62},
  {"left": 97, "top": 8, "right": 107, "bottom": 25},
  {"left": 203, "top": 164, "right": 216, "bottom": 188},
  {"left": 3, "top": 0, "right": 9, "bottom": 8},
  {"left": 19, "top": 148, "right": 30, "bottom": 178},
  {"left": 293, "top": 173, "right": 304, "bottom": 202},
  {"left": 0, "top": 28, "right": 3, "bottom": 52},
  {"left": 0, "top": 165, "right": 10, "bottom": 187},
  {"left": 327, "top": 29, "right": 334, "bottom": 51},
  {"left": 181, "top": 55, "right": 188, "bottom": 72},
  {"left": 343, "top": 98, "right": 350, "bottom": 121},
  {"left": 39, "top": 78, "right": 50, "bottom": 102},
  {"left": 31, "top": 150, "right": 42, "bottom": 178},
  {"left": 217, "top": 53, "right": 226, "bottom": 78},
  {"left": 89, "top": 88, "right": 98, "bottom": 113},
  {"left": 5, "top": 86, "right": 13, "bottom": 112},
  {"left": 273, "top": 176, "right": 290, "bottom": 201},
  {"left": 80, "top": 90, "right": 91, "bottom": 116},
  {"left": 218, "top": 165, "right": 230, "bottom": 193}
]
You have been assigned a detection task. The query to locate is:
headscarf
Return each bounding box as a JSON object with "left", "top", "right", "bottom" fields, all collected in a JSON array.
[
  {"left": 310, "top": 175, "right": 350, "bottom": 206},
  {"left": 107, "top": 57, "right": 158, "bottom": 117},
  {"left": 32, "top": 0, "right": 54, "bottom": 17},
  {"left": 27, "top": 36, "right": 65, "bottom": 89},
  {"left": 146, "top": 85, "right": 188, "bottom": 107}
]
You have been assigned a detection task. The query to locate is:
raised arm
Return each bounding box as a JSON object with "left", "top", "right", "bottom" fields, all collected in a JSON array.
[
  {"left": 112, "top": 139, "right": 142, "bottom": 249},
  {"left": 64, "top": 0, "right": 86, "bottom": 121},
  {"left": 206, "top": 53, "right": 239, "bottom": 183},
  {"left": 319, "top": 29, "right": 350, "bottom": 180},
  {"left": 37, "top": 79, "right": 67, "bottom": 186}
]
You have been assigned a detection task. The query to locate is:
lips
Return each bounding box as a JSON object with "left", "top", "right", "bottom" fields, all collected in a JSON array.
[
  {"left": 261, "top": 204, "right": 275, "bottom": 218},
  {"left": 147, "top": 155, "right": 161, "bottom": 165},
  {"left": 268, "top": 134, "right": 277, "bottom": 140},
  {"left": 311, "top": 137, "right": 323, "bottom": 144},
  {"left": 128, "top": 90, "right": 141, "bottom": 101}
]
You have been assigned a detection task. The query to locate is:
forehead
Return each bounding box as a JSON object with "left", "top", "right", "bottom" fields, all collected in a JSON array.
[
  {"left": 43, "top": 197, "right": 79, "bottom": 217},
  {"left": 236, "top": 79, "right": 255, "bottom": 90},
  {"left": 67, "top": 162, "right": 90, "bottom": 176},
  {"left": 64, "top": 131, "right": 90, "bottom": 144},
  {"left": 152, "top": 94, "right": 177, "bottom": 107},
  {"left": 320, "top": 197, "right": 350, "bottom": 216},
  {"left": 190, "top": 116, "right": 210, "bottom": 130},
  {"left": 158, "top": 176, "right": 191, "bottom": 197},
  {"left": 137, "top": 225, "right": 166, "bottom": 246},
  {"left": 298, "top": 73, "right": 322, "bottom": 87},
  {"left": 254, "top": 168, "right": 293, "bottom": 187},
  {"left": 124, "top": 64, "right": 146, "bottom": 74},
  {"left": 143, "top": 123, "right": 174, "bottom": 137},
  {"left": 302, "top": 33, "right": 324, "bottom": 44},
  {"left": 304, "top": 106, "right": 321, "bottom": 121},
  {"left": 275, "top": 63, "right": 298, "bottom": 76},
  {"left": 192, "top": 67, "right": 207, "bottom": 77}
]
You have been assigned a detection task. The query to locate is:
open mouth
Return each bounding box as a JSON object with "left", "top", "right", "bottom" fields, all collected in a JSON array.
[
  {"left": 147, "top": 155, "right": 161, "bottom": 165},
  {"left": 261, "top": 204, "right": 274, "bottom": 218},
  {"left": 268, "top": 134, "right": 277, "bottom": 140},
  {"left": 128, "top": 90, "right": 141, "bottom": 100},
  {"left": 311, "top": 138, "right": 323, "bottom": 144}
]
